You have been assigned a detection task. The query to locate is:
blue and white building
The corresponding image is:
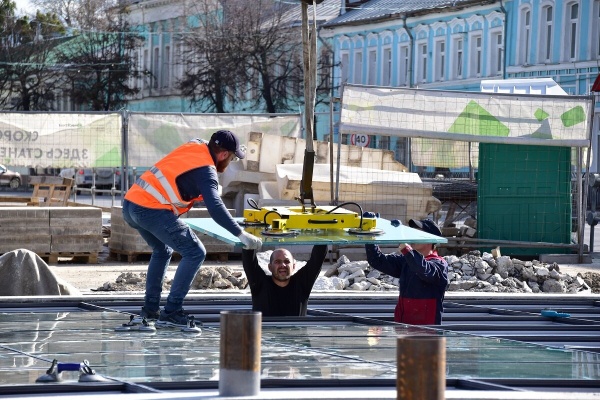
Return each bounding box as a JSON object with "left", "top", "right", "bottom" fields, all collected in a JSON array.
[
  {"left": 321, "top": 0, "right": 600, "bottom": 170},
  {"left": 118, "top": 0, "right": 600, "bottom": 169}
]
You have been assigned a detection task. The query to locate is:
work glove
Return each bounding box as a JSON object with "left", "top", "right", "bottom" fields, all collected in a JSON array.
[
  {"left": 362, "top": 211, "right": 380, "bottom": 219},
  {"left": 390, "top": 219, "right": 402, "bottom": 227},
  {"left": 237, "top": 231, "right": 263, "bottom": 250}
]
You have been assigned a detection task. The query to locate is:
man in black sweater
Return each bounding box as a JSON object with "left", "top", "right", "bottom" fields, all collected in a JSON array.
[{"left": 241, "top": 245, "right": 328, "bottom": 316}]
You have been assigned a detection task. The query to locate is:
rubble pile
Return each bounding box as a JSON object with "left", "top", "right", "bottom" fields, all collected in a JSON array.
[
  {"left": 191, "top": 266, "right": 248, "bottom": 290},
  {"left": 95, "top": 251, "right": 597, "bottom": 294},
  {"left": 94, "top": 267, "right": 249, "bottom": 291},
  {"left": 313, "top": 251, "right": 592, "bottom": 294}
]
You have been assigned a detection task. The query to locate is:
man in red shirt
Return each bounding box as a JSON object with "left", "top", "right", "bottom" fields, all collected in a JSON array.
[{"left": 364, "top": 216, "right": 448, "bottom": 325}]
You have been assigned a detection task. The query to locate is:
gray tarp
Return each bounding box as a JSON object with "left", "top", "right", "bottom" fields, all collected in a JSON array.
[{"left": 0, "top": 249, "right": 80, "bottom": 296}]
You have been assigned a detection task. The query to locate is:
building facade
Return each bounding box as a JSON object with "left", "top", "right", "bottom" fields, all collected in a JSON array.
[
  {"left": 118, "top": 0, "right": 600, "bottom": 170},
  {"left": 322, "top": 0, "right": 600, "bottom": 170}
]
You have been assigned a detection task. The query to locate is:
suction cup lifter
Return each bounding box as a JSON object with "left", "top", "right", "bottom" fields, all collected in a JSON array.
[
  {"left": 242, "top": 203, "right": 382, "bottom": 235},
  {"left": 36, "top": 359, "right": 111, "bottom": 383}
]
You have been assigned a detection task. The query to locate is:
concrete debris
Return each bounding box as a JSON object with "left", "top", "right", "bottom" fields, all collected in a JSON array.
[
  {"left": 94, "top": 250, "right": 600, "bottom": 294},
  {"left": 314, "top": 251, "right": 593, "bottom": 294}
]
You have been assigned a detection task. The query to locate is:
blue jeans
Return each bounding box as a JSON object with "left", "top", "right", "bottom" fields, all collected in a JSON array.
[{"left": 122, "top": 200, "right": 206, "bottom": 312}]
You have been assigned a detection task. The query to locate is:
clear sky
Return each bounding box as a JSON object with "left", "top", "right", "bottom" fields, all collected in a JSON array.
[{"left": 13, "top": 0, "right": 35, "bottom": 14}]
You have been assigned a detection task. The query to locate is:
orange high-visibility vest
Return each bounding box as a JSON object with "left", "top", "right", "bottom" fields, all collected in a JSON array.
[{"left": 124, "top": 141, "right": 215, "bottom": 215}]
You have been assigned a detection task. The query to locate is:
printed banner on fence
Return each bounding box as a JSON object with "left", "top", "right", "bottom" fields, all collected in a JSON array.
[
  {"left": 127, "top": 113, "right": 301, "bottom": 166},
  {"left": 0, "top": 113, "right": 122, "bottom": 168},
  {"left": 340, "top": 85, "right": 592, "bottom": 147}
]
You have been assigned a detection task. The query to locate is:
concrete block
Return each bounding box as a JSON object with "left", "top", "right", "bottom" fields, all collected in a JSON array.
[
  {"left": 0, "top": 237, "right": 51, "bottom": 254},
  {"left": 50, "top": 217, "right": 102, "bottom": 235},
  {"left": 51, "top": 235, "right": 104, "bottom": 253}
]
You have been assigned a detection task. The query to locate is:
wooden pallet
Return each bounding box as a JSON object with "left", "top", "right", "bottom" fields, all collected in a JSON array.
[
  {"left": 109, "top": 249, "right": 229, "bottom": 263},
  {"left": 28, "top": 176, "right": 74, "bottom": 206},
  {"left": 39, "top": 252, "right": 98, "bottom": 264}
]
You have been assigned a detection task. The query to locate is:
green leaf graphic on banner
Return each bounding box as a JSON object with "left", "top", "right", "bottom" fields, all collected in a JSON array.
[
  {"left": 534, "top": 108, "right": 549, "bottom": 121},
  {"left": 448, "top": 101, "right": 509, "bottom": 136},
  {"left": 95, "top": 147, "right": 121, "bottom": 167},
  {"left": 560, "top": 106, "right": 586, "bottom": 127}
]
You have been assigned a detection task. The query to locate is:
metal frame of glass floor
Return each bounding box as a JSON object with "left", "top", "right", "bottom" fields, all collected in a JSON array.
[{"left": 0, "top": 296, "right": 599, "bottom": 399}]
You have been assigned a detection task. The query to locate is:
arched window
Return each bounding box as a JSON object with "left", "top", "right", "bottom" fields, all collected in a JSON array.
[
  {"left": 398, "top": 44, "right": 410, "bottom": 86},
  {"left": 518, "top": 6, "right": 532, "bottom": 65},
  {"left": 382, "top": 46, "right": 392, "bottom": 86},
  {"left": 490, "top": 29, "right": 503, "bottom": 76},
  {"left": 563, "top": 2, "right": 579, "bottom": 61},
  {"left": 539, "top": 4, "right": 553, "bottom": 63}
]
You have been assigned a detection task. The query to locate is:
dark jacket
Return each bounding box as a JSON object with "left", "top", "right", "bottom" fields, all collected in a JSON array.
[
  {"left": 365, "top": 243, "right": 448, "bottom": 325},
  {"left": 242, "top": 245, "right": 328, "bottom": 316}
]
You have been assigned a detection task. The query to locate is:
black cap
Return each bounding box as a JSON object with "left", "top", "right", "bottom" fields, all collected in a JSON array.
[
  {"left": 210, "top": 130, "right": 245, "bottom": 159},
  {"left": 409, "top": 218, "right": 443, "bottom": 237}
]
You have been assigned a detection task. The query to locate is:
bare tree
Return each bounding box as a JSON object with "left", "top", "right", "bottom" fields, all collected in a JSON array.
[
  {"left": 55, "top": 6, "right": 142, "bottom": 111},
  {"left": 30, "top": 0, "right": 115, "bottom": 30},
  {"left": 0, "top": 6, "right": 67, "bottom": 110},
  {"left": 177, "top": 0, "right": 333, "bottom": 115},
  {"left": 226, "top": 0, "right": 301, "bottom": 113},
  {"left": 177, "top": 1, "right": 242, "bottom": 113}
]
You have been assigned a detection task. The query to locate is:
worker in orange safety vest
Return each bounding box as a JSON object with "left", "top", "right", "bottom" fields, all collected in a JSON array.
[{"left": 122, "top": 130, "right": 262, "bottom": 328}]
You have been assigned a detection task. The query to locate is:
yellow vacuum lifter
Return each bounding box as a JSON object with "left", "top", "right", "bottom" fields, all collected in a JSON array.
[{"left": 242, "top": 205, "right": 378, "bottom": 233}]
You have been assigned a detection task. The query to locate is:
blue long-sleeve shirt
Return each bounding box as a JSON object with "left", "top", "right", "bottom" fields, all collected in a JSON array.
[
  {"left": 176, "top": 165, "right": 242, "bottom": 237},
  {"left": 365, "top": 243, "right": 448, "bottom": 325}
]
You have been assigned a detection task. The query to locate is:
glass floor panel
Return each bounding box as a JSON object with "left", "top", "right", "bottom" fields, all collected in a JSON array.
[{"left": 0, "top": 311, "right": 599, "bottom": 386}]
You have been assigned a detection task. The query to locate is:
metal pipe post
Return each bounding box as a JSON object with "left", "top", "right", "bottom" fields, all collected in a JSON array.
[
  {"left": 219, "top": 310, "right": 262, "bottom": 397},
  {"left": 397, "top": 335, "right": 446, "bottom": 400}
]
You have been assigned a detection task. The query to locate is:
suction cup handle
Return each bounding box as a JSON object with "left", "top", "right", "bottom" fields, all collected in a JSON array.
[{"left": 57, "top": 363, "right": 82, "bottom": 373}]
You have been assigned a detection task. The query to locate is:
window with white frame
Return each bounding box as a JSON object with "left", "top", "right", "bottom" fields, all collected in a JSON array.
[
  {"left": 418, "top": 42, "right": 427, "bottom": 83},
  {"left": 143, "top": 48, "right": 149, "bottom": 89},
  {"left": 490, "top": 31, "right": 503, "bottom": 76},
  {"left": 382, "top": 47, "right": 392, "bottom": 86},
  {"left": 398, "top": 45, "right": 410, "bottom": 86},
  {"left": 353, "top": 50, "right": 363, "bottom": 83},
  {"left": 564, "top": 2, "right": 579, "bottom": 61},
  {"left": 162, "top": 45, "right": 170, "bottom": 88},
  {"left": 340, "top": 51, "right": 350, "bottom": 84},
  {"left": 469, "top": 34, "right": 482, "bottom": 77},
  {"left": 452, "top": 37, "right": 463, "bottom": 79},
  {"left": 593, "top": 0, "right": 600, "bottom": 59},
  {"left": 175, "top": 42, "right": 183, "bottom": 82},
  {"left": 519, "top": 7, "right": 531, "bottom": 64},
  {"left": 367, "top": 49, "right": 377, "bottom": 85},
  {"left": 131, "top": 50, "right": 139, "bottom": 90},
  {"left": 153, "top": 47, "right": 159, "bottom": 89},
  {"left": 434, "top": 39, "right": 445, "bottom": 81},
  {"left": 539, "top": 5, "right": 553, "bottom": 63}
]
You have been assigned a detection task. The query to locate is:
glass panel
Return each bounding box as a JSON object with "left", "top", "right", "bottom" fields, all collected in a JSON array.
[
  {"left": 185, "top": 217, "right": 448, "bottom": 246},
  {"left": 1, "top": 312, "right": 599, "bottom": 385}
]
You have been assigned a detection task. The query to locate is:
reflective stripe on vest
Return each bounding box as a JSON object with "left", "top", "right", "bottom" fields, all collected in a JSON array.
[
  {"left": 148, "top": 166, "right": 189, "bottom": 209},
  {"left": 135, "top": 178, "right": 183, "bottom": 215}
]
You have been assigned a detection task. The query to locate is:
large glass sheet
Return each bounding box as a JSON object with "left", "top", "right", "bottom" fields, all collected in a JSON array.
[
  {"left": 1, "top": 311, "right": 599, "bottom": 386},
  {"left": 186, "top": 217, "right": 447, "bottom": 246}
]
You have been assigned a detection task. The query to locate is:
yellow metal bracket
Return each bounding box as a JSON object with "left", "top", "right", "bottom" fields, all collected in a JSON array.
[{"left": 243, "top": 205, "right": 377, "bottom": 231}]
